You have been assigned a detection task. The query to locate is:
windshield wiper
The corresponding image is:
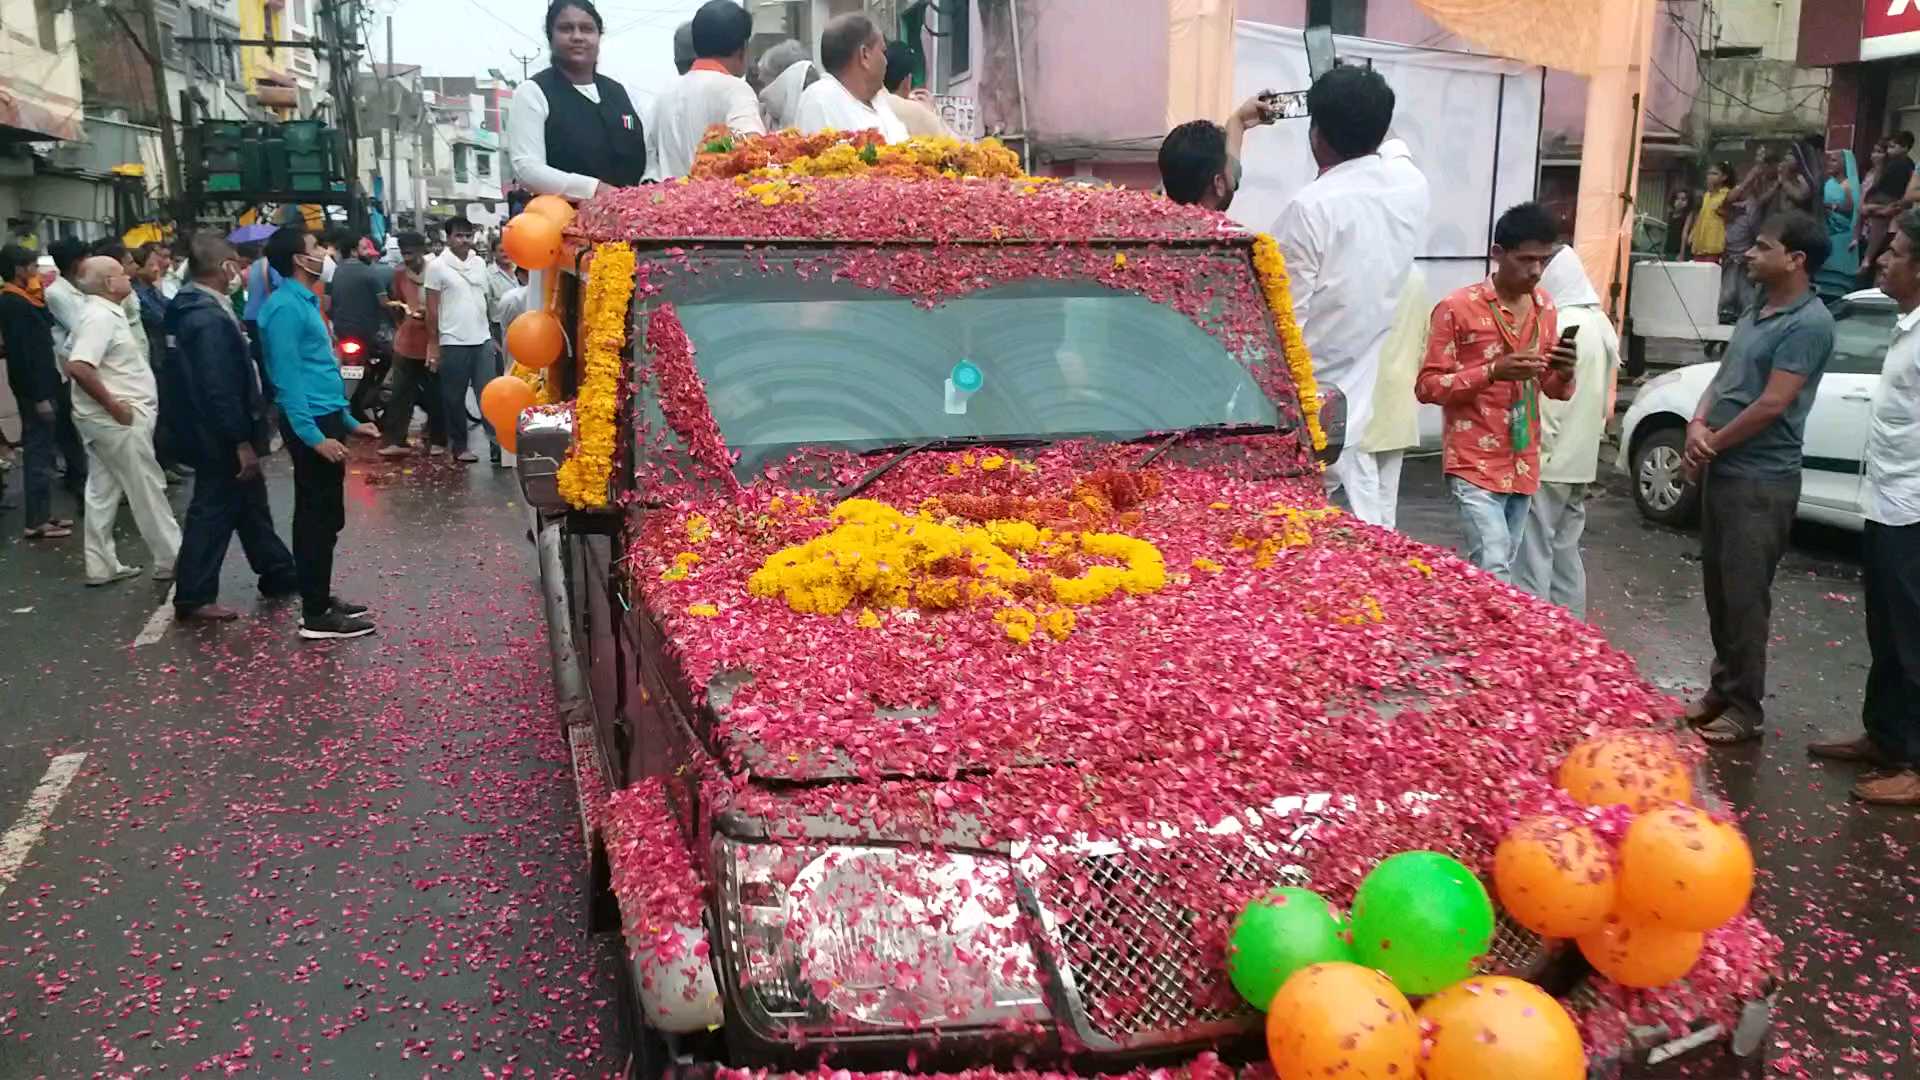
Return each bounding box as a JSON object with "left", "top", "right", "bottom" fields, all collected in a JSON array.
[
  {"left": 1134, "top": 421, "right": 1291, "bottom": 469},
  {"left": 835, "top": 436, "right": 1052, "bottom": 502}
]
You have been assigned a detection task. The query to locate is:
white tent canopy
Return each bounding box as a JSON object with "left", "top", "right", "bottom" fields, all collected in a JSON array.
[{"left": 1227, "top": 21, "right": 1545, "bottom": 303}]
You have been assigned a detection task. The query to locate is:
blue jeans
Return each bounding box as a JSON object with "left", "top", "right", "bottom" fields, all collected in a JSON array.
[
  {"left": 1447, "top": 475, "right": 1530, "bottom": 584},
  {"left": 18, "top": 404, "right": 57, "bottom": 529}
]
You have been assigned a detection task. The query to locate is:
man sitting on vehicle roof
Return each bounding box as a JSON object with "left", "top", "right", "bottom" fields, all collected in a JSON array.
[
  {"left": 795, "top": 13, "right": 908, "bottom": 144},
  {"left": 1156, "top": 96, "right": 1280, "bottom": 211}
]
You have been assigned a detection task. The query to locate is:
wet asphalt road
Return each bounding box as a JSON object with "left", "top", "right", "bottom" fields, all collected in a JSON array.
[{"left": 0, "top": 448, "right": 1913, "bottom": 1077}]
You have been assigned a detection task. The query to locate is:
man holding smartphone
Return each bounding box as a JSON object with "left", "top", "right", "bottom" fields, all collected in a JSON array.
[
  {"left": 1415, "top": 203, "right": 1576, "bottom": 584},
  {"left": 1682, "top": 211, "right": 1835, "bottom": 746},
  {"left": 1156, "top": 95, "right": 1279, "bottom": 211}
]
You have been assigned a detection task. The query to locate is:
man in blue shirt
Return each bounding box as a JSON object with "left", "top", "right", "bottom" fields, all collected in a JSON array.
[{"left": 259, "top": 226, "right": 377, "bottom": 640}]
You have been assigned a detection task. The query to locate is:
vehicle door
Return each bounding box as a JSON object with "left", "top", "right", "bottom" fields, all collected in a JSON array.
[{"left": 1802, "top": 298, "right": 1894, "bottom": 511}]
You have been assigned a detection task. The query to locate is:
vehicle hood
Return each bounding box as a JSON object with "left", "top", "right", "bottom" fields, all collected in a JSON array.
[{"left": 628, "top": 443, "right": 1676, "bottom": 812}]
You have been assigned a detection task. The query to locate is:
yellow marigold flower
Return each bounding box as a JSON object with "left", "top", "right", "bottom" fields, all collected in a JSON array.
[
  {"left": 1251, "top": 233, "right": 1327, "bottom": 452},
  {"left": 1192, "top": 557, "right": 1224, "bottom": 573},
  {"left": 1042, "top": 608, "right": 1076, "bottom": 641},
  {"left": 857, "top": 608, "right": 883, "bottom": 629},
  {"left": 1209, "top": 501, "right": 1232, "bottom": 511},
  {"left": 979, "top": 454, "right": 1007, "bottom": 471},
  {"left": 1407, "top": 557, "right": 1433, "bottom": 577},
  {"left": 687, "top": 603, "right": 719, "bottom": 617},
  {"left": 557, "top": 242, "right": 636, "bottom": 509},
  {"left": 684, "top": 515, "right": 712, "bottom": 543},
  {"left": 1113, "top": 253, "right": 1128, "bottom": 269},
  {"left": 995, "top": 606, "right": 1037, "bottom": 644}
]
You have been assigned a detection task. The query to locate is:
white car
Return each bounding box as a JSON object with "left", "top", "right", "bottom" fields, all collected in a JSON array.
[{"left": 1617, "top": 288, "right": 1894, "bottom": 530}]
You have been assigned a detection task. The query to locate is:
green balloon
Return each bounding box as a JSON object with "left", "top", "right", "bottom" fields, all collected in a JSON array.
[
  {"left": 1348, "top": 851, "right": 1496, "bottom": 996},
  {"left": 1226, "top": 886, "right": 1353, "bottom": 1010}
]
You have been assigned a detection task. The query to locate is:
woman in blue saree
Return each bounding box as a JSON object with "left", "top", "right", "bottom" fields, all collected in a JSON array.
[{"left": 1816, "top": 148, "right": 1860, "bottom": 302}]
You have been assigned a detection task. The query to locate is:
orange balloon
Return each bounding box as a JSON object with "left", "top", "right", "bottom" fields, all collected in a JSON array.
[
  {"left": 1493, "top": 815, "right": 1617, "bottom": 939},
  {"left": 1417, "top": 976, "right": 1587, "bottom": 1080},
  {"left": 1265, "top": 963, "right": 1419, "bottom": 1080},
  {"left": 480, "top": 375, "right": 536, "bottom": 453},
  {"left": 1615, "top": 804, "right": 1754, "bottom": 931},
  {"left": 506, "top": 310, "right": 565, "bottom": 370},
  {"left": 524, "top": 193, "right": 576, "bottom": 229},
  {"left": 1558, "top": 731, "right": 1692, "bottom": 811},
  {"left": 1576, "top": 917, "right": 1703, "bottom": 989},
  {"left": 502, "top": 213, "right": 562, "bottom": 271}
]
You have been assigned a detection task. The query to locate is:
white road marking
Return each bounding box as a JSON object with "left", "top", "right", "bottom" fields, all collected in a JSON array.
[
  {"left": 0, "top": 753, "right": 87, "bottom": 898},
  {"left": 133, "top": 586, "right": 176, "bottom": 647}
]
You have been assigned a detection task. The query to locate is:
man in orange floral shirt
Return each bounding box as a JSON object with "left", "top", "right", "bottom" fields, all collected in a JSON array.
[{"left": 1416, "top": 203, "right": 1577, "bottom": 583}]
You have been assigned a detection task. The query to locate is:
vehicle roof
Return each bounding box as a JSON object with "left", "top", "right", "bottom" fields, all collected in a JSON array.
[{"left": 570, "top": 177, "right": 1252, "bottom": 247}]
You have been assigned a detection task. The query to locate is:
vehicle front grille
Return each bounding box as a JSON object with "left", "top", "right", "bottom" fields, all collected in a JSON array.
[{"left": 1051, "top": 840, "right": 1550, "bottom": 1049}]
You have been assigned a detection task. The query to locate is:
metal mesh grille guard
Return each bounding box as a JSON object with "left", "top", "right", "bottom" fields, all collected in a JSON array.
[{"left": 1045, "top": 839, "right": 1548, "bottom": 1050}]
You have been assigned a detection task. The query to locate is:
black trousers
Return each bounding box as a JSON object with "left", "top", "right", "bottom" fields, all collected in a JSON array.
[
  {"left": 1700, "top": 470, "right": 1802, "bottom": 729},
  {"left": 1863, "top": 520, "right": 1920, "bottom": 767},
  {"left": 346, "top": 345, "right": 391, "bottom": 425},
  {"left": 174, "top": 445, "right": 298, "bottom": 612},
  {"left": 54, "top": 385, "right": 87, "bottom": 493},
  {"left": 381, "top": 354, "right": 445, "bottom": 448},
  {"left": 281, "top": 411, "right": 348, "bottom": 618}
]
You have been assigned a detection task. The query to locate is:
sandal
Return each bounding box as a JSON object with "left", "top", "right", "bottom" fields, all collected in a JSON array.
[
  {"left": 22, "top": 524, "right": 72, "bottom": 540},
  {"left": 1696, "top": 715, "right": 1762, "bottom": 746}
]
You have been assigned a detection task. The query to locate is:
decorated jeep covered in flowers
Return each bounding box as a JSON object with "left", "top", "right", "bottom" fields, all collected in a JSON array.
[{"left": 506, "top": 134, "right": 1776, "bottom": 1079}]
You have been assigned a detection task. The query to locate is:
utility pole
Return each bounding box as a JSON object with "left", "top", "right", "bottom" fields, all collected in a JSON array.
[
  {"left": 388, "top": 16, "right": 400, "bottom": 222},
  {"left": 119, "top": 0, "right": 185, "bottom": 214},
  {"left": 509, "top": 48, "right": 539, "bottom": 80}
]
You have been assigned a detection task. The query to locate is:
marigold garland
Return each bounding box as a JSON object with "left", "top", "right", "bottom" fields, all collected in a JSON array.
[
  {"left": 691, "top": 127, "right": 1024, "bottom": 182},
  {"left": 1251, "top": 233, "right": 1327, "bottom": 452},
  {"left": 556, "top": 241, "right": 636, "bottom": 509},
  {"left": 745, "top": 498, "right": 1165, "bottom": 641}
]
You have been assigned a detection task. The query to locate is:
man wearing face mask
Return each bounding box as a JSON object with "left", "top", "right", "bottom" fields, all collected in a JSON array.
[
  {"left": 1156, "top": 96, "right": 1280, "bottom": 210},
  {"left": 259, "top": 226, "right": 377, "bottom": 640},
  {"left": 166, "top": 232, "right": 297, "bottom": 622}
]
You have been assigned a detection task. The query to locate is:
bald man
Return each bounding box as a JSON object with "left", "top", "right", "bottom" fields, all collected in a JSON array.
[{"left": 66, "top": 255, "right": 181, "bottom": 585}]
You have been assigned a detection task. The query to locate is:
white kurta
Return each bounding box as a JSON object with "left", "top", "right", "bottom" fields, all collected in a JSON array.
[
  {"left": 653, "top": 68, "right": 768, "bottom": 179},
  {"left": 1270, "top": 139, "right": 1431, "bottom": 446},
  {"left": 794, "top": 74, "right": 908, "bottom": 143}
]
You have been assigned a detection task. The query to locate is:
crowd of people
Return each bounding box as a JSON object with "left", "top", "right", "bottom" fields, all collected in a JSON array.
[
  {"left": 0, "top": 219, "right": 526, "bottom": 642},
  {"left": 1155, "top": 70, "right": 1916, "bottom": 804},
  {"left": 507, "top": 0, "right": 949, "bottom": 192}
]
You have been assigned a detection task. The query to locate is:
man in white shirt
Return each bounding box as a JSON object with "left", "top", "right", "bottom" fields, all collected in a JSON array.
[
  {"left": 424, "top": 218, "right": 497, "bottom": 464},
  {"left": 1810, "top": 210, "right": 1920, "bottom": 805},
  {"left": 795, "top": 14, "right": 908, "bottom": 144},
  {"left": 883, "top": 41, "right": 947, "bottom": 138},
  {"left": 45, "top": 239, "right": 91, "bottom": 494},
  {"left": 654, "top": 0, "right": 767, "bottom": 178},
  {"left": 65, "top": 256, "right": 181, "bottom": 585},
  {"left": 1515, "top": 247, "right": 1619, "bottom": 620},
  {"left": 1272, "top": 66, "right": 1430, "bottom": 529}
]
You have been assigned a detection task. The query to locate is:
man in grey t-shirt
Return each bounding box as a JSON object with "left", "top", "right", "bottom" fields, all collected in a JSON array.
[{"left": 1682, "top": 210, "right": 1836, "bottom": 746}]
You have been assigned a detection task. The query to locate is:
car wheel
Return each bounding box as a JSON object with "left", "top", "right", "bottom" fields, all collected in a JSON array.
[{"left": 1632, "top": 426, "right": 1700, "bottom": 526}]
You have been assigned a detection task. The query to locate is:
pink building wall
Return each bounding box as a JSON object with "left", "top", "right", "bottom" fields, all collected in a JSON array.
[{"left": 981, "top": 0, "right": 1699, "bottom": 167}]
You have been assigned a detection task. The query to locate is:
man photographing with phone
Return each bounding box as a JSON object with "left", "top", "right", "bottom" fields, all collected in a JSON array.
[
  {"left": 1416, "top": 202, "right": 1576, "bottom": 583},
  {"left": 1156, "top": 94, "right": 1280, "bottom": 210}
]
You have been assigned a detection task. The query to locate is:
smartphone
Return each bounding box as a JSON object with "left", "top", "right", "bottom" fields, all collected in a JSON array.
[
  {"left": 1558, "top": 325, "right": 1581, "bottom": 345},
  {"left": 1259, "top": 89, "right": 1312, "bottom": 120}
]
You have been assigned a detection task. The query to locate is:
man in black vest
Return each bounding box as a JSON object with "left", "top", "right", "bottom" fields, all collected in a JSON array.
[{"left": 506, "top": 0, "right": 648, "bottom": 199}]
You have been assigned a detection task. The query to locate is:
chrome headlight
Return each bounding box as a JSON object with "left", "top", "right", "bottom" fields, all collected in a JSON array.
[{"left": 716, "top": 836, "right": 1051, "bottom": 1035}]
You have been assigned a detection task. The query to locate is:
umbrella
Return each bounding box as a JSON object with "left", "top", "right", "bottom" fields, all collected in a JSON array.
[{"left": 228, "top": 223, "right": 278, "bottom": 244}]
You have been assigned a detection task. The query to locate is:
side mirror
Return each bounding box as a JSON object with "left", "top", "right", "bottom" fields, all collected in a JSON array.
[
  {"left": 515, "top": 405, "right": 574, "bottom": 511},
  {"left": 1314, "top": 386, "right": 1348, "bottom": 466}
]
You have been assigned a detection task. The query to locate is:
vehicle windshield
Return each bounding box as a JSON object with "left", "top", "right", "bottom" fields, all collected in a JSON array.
[{"left": 637, "top": 249, "right": 1290, "bottom": 480}]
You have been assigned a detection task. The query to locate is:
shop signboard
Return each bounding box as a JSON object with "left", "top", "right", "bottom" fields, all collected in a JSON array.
[{"left": 1864, "top": 0, "right": 1920, "bottom": 61}]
